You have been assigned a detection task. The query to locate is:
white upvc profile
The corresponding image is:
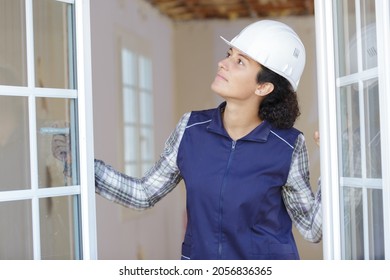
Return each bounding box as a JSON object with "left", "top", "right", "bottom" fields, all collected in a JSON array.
[
  {"left": 0, "top": 0, "right": 97, "bottom": 260},
  {"left": 74, "top": 0, "right": 97, "bottom": 260},
  {"left": 376, "top": 0, "right": 390, "bottom": 259},
  {"left": 315, "top": 0, "right": 390, "bottom": 260},
  {"left": 314, "top": 0, "right": 341, "bottom": 260}
]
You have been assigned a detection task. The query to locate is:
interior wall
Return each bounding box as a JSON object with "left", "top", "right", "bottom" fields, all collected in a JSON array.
[
  {"left": 174, "top": 17, "right": 322, "bottom": 260},
  {"left": 90, "top": 0, "right": 185, "bottom": 260}
]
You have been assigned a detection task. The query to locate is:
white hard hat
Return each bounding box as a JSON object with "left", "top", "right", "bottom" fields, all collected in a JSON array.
[{"left": 220, "top": 20, "right": 306, "bottom": 91}]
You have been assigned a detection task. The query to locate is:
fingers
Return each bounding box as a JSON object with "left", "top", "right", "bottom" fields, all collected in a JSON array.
[
  {"left": 51, "top": 134, "right": 71, "bottom": 161},
  {"left": 313, "top": 131, "right": 320, "bottom": 147}
]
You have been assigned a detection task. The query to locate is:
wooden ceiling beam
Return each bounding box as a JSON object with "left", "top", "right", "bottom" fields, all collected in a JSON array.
[{"left": 145, "top": 0, "right": 314, "bottom": 21}]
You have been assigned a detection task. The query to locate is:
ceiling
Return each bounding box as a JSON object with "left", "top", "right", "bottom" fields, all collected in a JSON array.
[{"left": 144, "top": 0, "right": 314, "bottom": 21}]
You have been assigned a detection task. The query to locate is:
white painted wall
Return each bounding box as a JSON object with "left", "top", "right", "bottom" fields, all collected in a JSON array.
[{"left": 90, "top": 0, "right": 322, "bottom": 260}]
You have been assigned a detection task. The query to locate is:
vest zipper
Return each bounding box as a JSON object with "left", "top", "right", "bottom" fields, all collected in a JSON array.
[{"left": 218, "top": 140, "right": 236, "bottom": 258}]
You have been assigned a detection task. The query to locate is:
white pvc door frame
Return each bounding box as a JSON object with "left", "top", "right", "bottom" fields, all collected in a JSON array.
[
  {"left": 0, "top": 0, "right": 97, "bottom": 259},
  {"left": 73, "top": 0, "right": 97, "bottom": 260},
  {"left": 314, "top": 0, "right": 390, "bottom": 260},
  {"left": 375, "top": 0, "right": 390, "bottom": 260}
]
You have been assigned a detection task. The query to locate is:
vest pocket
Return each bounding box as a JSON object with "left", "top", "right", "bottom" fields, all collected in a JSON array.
[
  {"left": 251, "top": 242, "right": 298, "bottom": 260},
  {"left": 251, "top": 233, "right": 298, "bottom": 260}
]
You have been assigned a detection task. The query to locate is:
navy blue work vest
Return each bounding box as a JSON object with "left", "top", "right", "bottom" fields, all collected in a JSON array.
[{"left": 177, "top": 103, "right": 301, "bottom": 260}]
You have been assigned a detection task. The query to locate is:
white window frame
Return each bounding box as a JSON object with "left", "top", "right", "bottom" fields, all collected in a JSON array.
[
  {"left": 376, "top": 0, "right": 390, "bottom": 259},
  {"left": 0, "top": 0, "right": 97, "bottom": 259},
  {"left": 314, "top": 0, "right": 390, "bottom": 260},
  {"left": 74, "top": 0, "right": 97, "bottom": 260}
]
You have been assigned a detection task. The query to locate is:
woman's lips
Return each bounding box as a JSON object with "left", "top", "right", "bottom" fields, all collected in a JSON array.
[{"left": 215, "top": 73, "right": 227, "bottom": 81}]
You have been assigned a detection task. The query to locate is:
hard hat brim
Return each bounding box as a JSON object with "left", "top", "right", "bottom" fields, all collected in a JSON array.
[{"left": 220, "top": 36, "right": 256, "bottom": 63}]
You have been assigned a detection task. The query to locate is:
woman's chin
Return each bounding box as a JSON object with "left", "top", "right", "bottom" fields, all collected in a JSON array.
[{"left": 211, "top": 84, "right": 224, "bottom": 96}]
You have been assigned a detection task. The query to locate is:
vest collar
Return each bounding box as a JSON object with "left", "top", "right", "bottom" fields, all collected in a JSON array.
[{"left": 207, "top": 102, "right": 271, "bottom": 143}]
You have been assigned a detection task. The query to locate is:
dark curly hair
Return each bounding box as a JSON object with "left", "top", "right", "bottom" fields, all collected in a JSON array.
[{"left": 257, "top": 65, "right": 300, "bottom": 129}]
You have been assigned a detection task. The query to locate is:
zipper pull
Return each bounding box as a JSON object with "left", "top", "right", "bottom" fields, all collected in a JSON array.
[{"left": 232, "top": 140, "right": 236, "bottom": 150}]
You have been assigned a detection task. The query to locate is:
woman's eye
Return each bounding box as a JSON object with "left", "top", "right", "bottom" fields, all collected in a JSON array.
[{"left": 238, "top": 59, "right": 244, "bottom": 65}]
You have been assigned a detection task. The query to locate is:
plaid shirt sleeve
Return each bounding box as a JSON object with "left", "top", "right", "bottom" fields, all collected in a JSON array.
[
  {"left": 282, "top": 133, "right": 322, "bottom": 243},
  {"left": 94, "top": 113, "right": 190, "bottom": 209}
]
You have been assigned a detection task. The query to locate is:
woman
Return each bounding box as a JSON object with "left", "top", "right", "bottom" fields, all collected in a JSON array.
[{"left": 54, "top": 20, "right": 321, "bottom": 260}]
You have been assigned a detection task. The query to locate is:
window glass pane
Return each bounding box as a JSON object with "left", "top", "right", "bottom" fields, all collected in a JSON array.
[
  {"left": 364, "top": 79, "right": 381, "bottom": 178},
  {"left": 0, "top": 200, "right": 33, "bottom": 259},
  {"left": 339, "top": 84, "right": 361, "bottom": 177},
  {"left": 33, "top": 0, "right": 75, "bottom": 89},
  {"left": 0, "top": 96, "right": 30, "bottom": 191},
  {"left": 139, "top": 56, "right": 152, "bottom": 90},
  {"left": 141, "top": 127, "right": 153, "bottom": 162},
  {"left": 123, "top": 87, "right": 137, "bottom": 123},
  {"left": 334, "top": 0, "right": 384, "bottom": 261},
  {"left": 142, "top": 163, "right": 152, "bottom": 175},
  {"left": 334, "top": 0, "right": 357, "bottom": 76},
  {"left": 342, "top": 186, "right": 364, "bottom": 259},
  {"left": 368, "top": 189, "right": 384, "bottom": 259},
  {"left": 40, "top": 195, "right": 81, "bottom": 260},
  {"left": 125, "top": 163, "right": 137, "bottom": 177},
  {"left": 122, "top": 49, "right": 136, "bottom": 86},
  {"left": 124, "top": 126, "right": 137, "bottom": 162},
  {"left": 0, "top": 0, "right": 27, "bottom": 86},
  {"left": 360, "top": 1, "right": 377, "bottom": 71},
  {"left": 140, "top": 91, "right": 152, "bottom": 125},
  {"left": 36, "top": 98, "right": 79, "bottom": 188}
]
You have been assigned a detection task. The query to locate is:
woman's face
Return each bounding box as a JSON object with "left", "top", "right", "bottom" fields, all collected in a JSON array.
[{"left": 211, "top": 47, "right": 261, "bottom": 101}]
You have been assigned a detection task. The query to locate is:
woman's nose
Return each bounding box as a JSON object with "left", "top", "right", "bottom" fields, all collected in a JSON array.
[{"left": 218, "top": 58, "right": 228, "bottom": 69}]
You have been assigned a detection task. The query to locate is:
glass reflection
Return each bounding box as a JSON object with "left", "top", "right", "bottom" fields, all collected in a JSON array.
[
  {"left": 339, "top": 84, "right": 361, "bottom": 178},
  {"left": 364, "top": 80, "right": 381, "bottom": 178},
  {"left": 334, "top": 0, "right": 357, "bottom": 76},
  {"left": 33, "top": 0, "right": 75, "bottom": 89},
  {"left": 334, "top": 0, "right": 377, "bottom": 76},
  {"left": 36, "top": 97, "right": 78, "bottom": 188},
  {"left": 360, "top": 0, "right": 377, "bottom": 71}
]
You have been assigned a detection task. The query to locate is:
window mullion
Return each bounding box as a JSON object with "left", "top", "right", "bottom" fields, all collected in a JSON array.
[
  {"left": 135, "top": 56, "right": 141, "bottom": 176},
  {"left": 25, "top": 0, "right": 42, "bottom": 260},
  {"left": 314, "top": 0, "right": 342, "bottom": 259}
]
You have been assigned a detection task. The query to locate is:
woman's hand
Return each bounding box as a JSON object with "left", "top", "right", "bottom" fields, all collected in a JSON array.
[
  {"left": 52, "top": 134, "right": 70, "bottom": 160},
  {"left": 313, "top": 131, "right": 320, "bottom": 147},
  {"left": 51, "top": 133, "right": 72, "bottom": 177}
]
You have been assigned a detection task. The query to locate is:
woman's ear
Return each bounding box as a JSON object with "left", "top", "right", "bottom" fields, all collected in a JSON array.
[{"left": 255, "top": 83, "right": 274, "bottom": 96}]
